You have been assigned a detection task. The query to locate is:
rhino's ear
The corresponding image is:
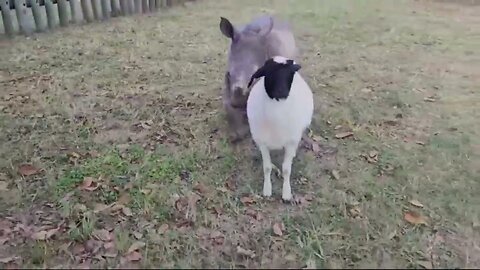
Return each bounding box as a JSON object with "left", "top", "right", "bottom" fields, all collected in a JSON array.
[
  {"left": 257, "top": 16, "right": 274, "bottom": 37},
  {"left": 220, "top": 17, "right": 238, "bottom": 41}
]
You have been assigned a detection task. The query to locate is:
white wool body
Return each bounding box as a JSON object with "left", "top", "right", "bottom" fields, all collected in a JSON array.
[
  {"left": 247, "top": 65, "right": 314, "bottom": 201},
  {"left": 247, "top": 73, "right": 313, "bottom": 150}
]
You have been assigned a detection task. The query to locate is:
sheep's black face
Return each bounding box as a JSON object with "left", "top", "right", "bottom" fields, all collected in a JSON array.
[{"left": 247, "top": 57, "right": 301, "bottom": 101}]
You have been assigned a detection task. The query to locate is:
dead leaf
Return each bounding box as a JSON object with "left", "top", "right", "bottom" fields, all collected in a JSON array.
[
  {"left": 369, "top": 150, "right": 378, "bottom": 158},
  {"left": 361, "top": 153, "right": 378, "bottom": 164},
  {"left": 157, "top": 224, "right": 169, "bottom": 234},
  {"left": 334, "top": 125, "right": 342, "bottom": 130},
  {"left": 74, "top": 204, "right": 87, "bottom": 212},
  {"left": 416, "top": 260, "right": 433, "bottom": 269},
  {"left": 68, "top": 152, "right": 82, "bottom": 159},
  {"left": 311, "top": 142, "right": 321, "bottom": 153},
  {"left": 404, "top": 211, "right": 428, "bottom": 225},
  {"left": 236, "top": 246, "right": 256, "bottom": 258},
  {"left": 416, "top": 141, "right": 426, "bottom": 146},
  {"left": 245, "top": 208, "right": 263, "bottom": 221},
  {"left": 93, "top": 203, "right": 111, "bottom": 213},
  {"left": 193, "top": 182, "right": 208, "bottom": 194},
  {"left": 225, "top": 177, "right": 237, "bottom": 191},
  {"left": 335, "top": 132, "right": 354, "bottom": 139},
  {"left": 92, "top": 229, "right": 112, "bottom": 241},
  {"left": 18, "top": 164, "right": 41, "bottom": 176},
  {"left": 0, "top": 256, "right": 18, "bottom": 263},
  {"left": 117, "top": 193, "right": 131, "bottom": 205},
  {"left": 210, "top": 231, "right": 225, "bottom": 245},
  {"left": 388, "top": 230, "right": 397, "bottom": 240},
  {"left": 103, "top": 250, "right": 118, "bottom": 258},
  {"left": 360, "top": 87, "right": 372, "bottom": 93},
  {"left": 127, "top": 241, "right": 146, "bottom": 253},
  {"left": 409, "top": 199, "right": 424, "bottom": 208},
  {"left": 31, "top": 227, "right": 59, "bottom": 240},
  {"left": 0, "top": 236, "right": 8, "bottom": 245},
  {"left": 331, "top": 170, "right": 340, "bottom": 180},
  {"left": 125, "top": 251, "right": 142, "bottom": 262},
  {"left": 121, "top": 206, "right": 133, "bottom": 217},
  {"left": 132, "top": 231, "right": 143, "bottom": 240},
  {"left": 0, "top": 181, "right": 8, "bottom": 191},
  {"left": 240, "top": 196, "right": 255, "bottom": 205},
  {"left": 272, "top": 223, "right": 283, "bottom": 236},
  {"left": 79, "top": 177, "right": 99, "bottom": 191},
  {"left": 423, "top": 97, "right": 436, "bottom": 102},
  {"left": 348, "top": 206, "right": 362, "bottom": 218},
  {"left": 104, "top": 241, "right": 115, "bottom": 250}
]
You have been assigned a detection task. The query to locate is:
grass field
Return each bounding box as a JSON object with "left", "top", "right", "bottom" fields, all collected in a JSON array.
[{"left": 1, "top": 0, "right": 479, "bottom": 268}]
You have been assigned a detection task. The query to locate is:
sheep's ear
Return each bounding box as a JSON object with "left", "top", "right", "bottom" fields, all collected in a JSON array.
[
  {"left": 247, "top": 66, "right": 267, "bottom": 88},
  {"left": 290, "top": 63, "right": 301, "bottom": 72},
  {"left": 220, "top": 17, "right": 236, "bottom": 40}
]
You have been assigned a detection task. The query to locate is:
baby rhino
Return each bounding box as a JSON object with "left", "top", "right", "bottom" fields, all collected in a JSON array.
[{"left": 219, "top": 15, "right": 298, "bottom": 142}]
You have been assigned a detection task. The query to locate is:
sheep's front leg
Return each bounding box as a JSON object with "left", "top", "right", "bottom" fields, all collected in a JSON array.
[
  {"left": 258, "top": 144, "right": 272, "bottom": 197},
  {"left": 282, "top": 143, "right": 298, "bottom": 201}
]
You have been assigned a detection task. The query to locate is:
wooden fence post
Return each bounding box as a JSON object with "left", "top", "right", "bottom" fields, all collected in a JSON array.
[
  {"left": 14, "top": 0, "right": 32, "bottom": 35},
  {"left": 154, "top": 0, "right": 160, "bottom": 11},
  {"left": 30, "top": 0, "right": 44, "bottom": 31},
  {"left": 81, "top": 0, "right": 94, "bottom": 22},
  {"left": 127, "top": 0, "right": 134, "bottom": 14},
  {"left": 148, "top": 0, "right": 153, "bottom": 11},
  {"left": 110, "top": 0, "right": 119, "bottom": 16},
  {"left": 133, "top": 0, "right": 140, "bottom": 13},
  {"left": 119, "top": 0, "right": 127, "bottom": 15},
  {"left": 69, "top": 0, "right": 80, "bottom": 23},
  {"left": 44, "top": 0, "right": 56, "bottom": 29},
  {"left": 100, "top": 0, "right": 110, "bottom": 19},
  {"left": 58, "top": 0, "right": 70, "bottom": 27},
  {"left": 141, "top": 0, "right": 148, "bottom": 13},
  {"left": 91, "top": 0, "right": 102, "bottom": 20},
  {"left": 0, "top": 0, "right": 15, "bottom": 36}
]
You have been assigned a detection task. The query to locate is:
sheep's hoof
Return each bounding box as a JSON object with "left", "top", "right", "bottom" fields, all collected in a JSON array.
[{"left": 282, "top": 193, "right": 293, "bottom": 202}]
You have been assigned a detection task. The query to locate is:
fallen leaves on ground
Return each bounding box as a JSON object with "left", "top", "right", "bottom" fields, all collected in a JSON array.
[
  {"left": 157, "top": 224, "right": 169, "bottom": 234},
  {"left": 404, "top": 211, "right": 428, "bottom": 225},
  {"left": 240, "top": 196, "right": 256, "bottom": 205},
  {"left": 127, "top": 241, "right": 146, "bottom": 253},
  {"left": 124, "top": 251, "right": 142, "bottom": 262},
  {"left": 92, "top": 229, "right": 112, "bottom": 242},
  {"left": 193, "top": 182, "right": 208, "bottom": 195},
  {"left": 79, "top": 177, "right": 99, "bottom": 191},
  {"left": 416, "top": 260, "right": 433, "bottom": 269},
  {"left": 236, "top": 245, "right": 256, "bottom": 258},
  {"left": 31, "top": 227, "right": 59, "bottom": 240},
  {"left": 0, "top": 181, "right": 8, "bottom": 191},
  {"left": 335, "top": 131, "right": 354, "bottom": 139},
  {"left": 423, "top": 97, "right": 436, "bottom": 102},
  {"left": 209, "top": 230, "right": 225, "bottom": 245},
  {"left": 361, "top": 150, "right": 379, "bottom": 163},
  {"left": 18, "top": 164, "right": 41, "bottom": 176},
  {"left": 245, "top": 208, "right": 263, "bottom": 221},
  {"left": 0, "top": 256, "right": 19, "bottom": 263},
  {"left": 409, "top": 199, "right": 424, "bottom": 208},
  {"left": 272, "top": 223, "right": 284, "bottom": 237},
  {"left": 331, "top": 170, "right": 340, "bottom": 180}
]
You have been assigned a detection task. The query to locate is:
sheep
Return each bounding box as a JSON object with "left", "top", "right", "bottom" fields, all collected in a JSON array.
[
  {"left": 246, "top": 56, "right": 314, "bottom": 201},
  {"left": 219, "top": 15, "right": 298, "bottom": 142}
]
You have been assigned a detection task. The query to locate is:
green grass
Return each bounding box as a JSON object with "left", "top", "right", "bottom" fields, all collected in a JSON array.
[{"left": 0, "top": 0, "right": 479, "bottom": 268}]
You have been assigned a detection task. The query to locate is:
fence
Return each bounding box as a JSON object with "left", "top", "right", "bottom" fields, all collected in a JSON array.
[{"left": 0, "top": 0, "right": 193, "bottom": 38}]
